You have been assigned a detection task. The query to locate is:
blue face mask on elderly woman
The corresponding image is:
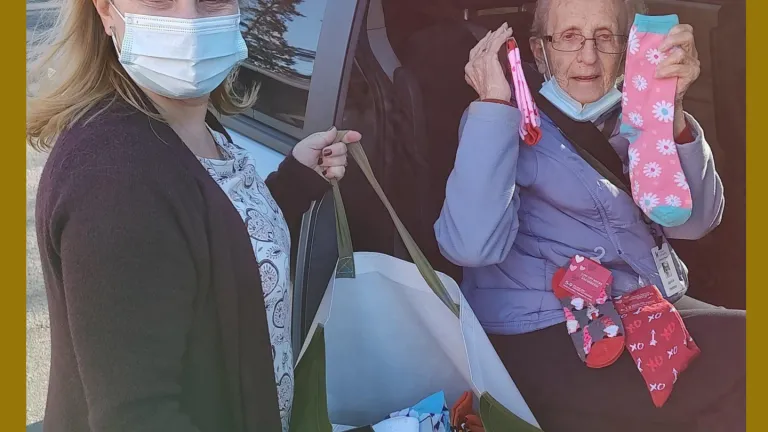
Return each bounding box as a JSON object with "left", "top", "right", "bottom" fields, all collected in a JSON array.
[{"left": 538, "top": 39, "right": 623, "bottom": 123}]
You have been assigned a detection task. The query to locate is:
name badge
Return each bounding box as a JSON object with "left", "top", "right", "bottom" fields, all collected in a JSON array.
[{"left": 651, "top": 243, "right": 685, "bottom": 297}]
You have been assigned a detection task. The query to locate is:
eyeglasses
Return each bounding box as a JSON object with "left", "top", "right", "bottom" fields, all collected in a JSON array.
[{"left": 543, "top": 32, "right": 628, "bottom": 54}]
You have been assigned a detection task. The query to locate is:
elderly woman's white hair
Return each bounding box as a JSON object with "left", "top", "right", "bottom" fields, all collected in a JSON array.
[{"left": 530, "top": 0, "right": 648, "bottom": 37}]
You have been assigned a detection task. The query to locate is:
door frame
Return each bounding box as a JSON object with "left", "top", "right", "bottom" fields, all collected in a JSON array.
[
  {"left": 220, "top": 0, "right": 365, "bottom": 155},
  {"left": 291, "top": 0, "right": 371, "bottom": 357}
]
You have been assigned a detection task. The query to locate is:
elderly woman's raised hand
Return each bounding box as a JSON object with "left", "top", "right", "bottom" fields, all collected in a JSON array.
[
  {"left": 464, "top": 23, "right": 515, "bottom": 102},
  {"left": 656, "top": 24, "right": 701, "bottom": 129}
]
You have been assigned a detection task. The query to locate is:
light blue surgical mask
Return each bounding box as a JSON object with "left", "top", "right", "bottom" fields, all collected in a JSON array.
[
  {"left": 110, "top": 1, "right": 247, "bottom": 99},
  {"left": 537, "top": 40, "right": 623, "bottom": 123}
]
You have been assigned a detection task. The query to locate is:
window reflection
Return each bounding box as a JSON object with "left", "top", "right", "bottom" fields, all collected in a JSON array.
[{"left": 237, "top": 0, "right": 328, "bottom": 130}]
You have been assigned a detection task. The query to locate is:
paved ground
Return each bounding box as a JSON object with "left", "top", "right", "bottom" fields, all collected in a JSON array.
[
  {"left": 26, "top": 0, "right": 58, "bottom": 427},
  {"left": 26, "top": 148, "right": 48, "bottom": 429}
]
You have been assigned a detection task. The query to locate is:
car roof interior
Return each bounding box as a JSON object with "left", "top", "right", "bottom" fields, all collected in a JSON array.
[{"left": 367, "top": 0, "right": 745, "bottom": 308}]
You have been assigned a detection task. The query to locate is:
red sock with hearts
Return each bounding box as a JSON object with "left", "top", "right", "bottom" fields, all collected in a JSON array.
[
  {"left": 614, "top": 285, "right": 700, "bottom": 408},
  {"left": 553, "top": 266, "right": 625, "bottom": 368}
]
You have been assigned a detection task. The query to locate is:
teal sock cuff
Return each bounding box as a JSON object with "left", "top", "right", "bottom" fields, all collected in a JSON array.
[
  {"left": 619, "top": 123, "right": 640, "bottom": 143},
  {"left": 633, "top": 14, "right": 679, "bottom": 34},
  {"left": 649, "top": 206, "right": 691, "bottom": 228}
]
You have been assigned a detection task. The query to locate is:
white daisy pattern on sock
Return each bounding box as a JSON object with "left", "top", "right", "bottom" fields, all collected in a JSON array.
[
  {"left": 633, "top": 180, "right": 641, "bottom": 200},
  {"left": 640, "top": 192, "right": 660, "bottom": 213},
  {"left": 646, "top": 48, "right": 666, "bottom": 65},
  {"left": 643, "top": 162, "right": 662, "bottom": 178},
  {"left": 628, "top": 147, "right": 640, "bottom": 170},
  {"left": 622, "top": 90, "right": 629, "bottom": 106},
  {"left": 628, "top": 112, "right": 644, "bottom": 127},
  {"left": 674, "top": 171, "right": 690, "bottom": 190},
  {"left": 633, "top": 75, "right": 648, "bottom": 91},
  {"left": 656, "top": 139, "right": 677, "bottom": 155},
  {"left": 665, "top": 195, "right": 682, "bottom": 207},
  {"left": 652, "top": 101, "right": 675, "bottom": 123},
  {"left": 628, "top": 26, "right": 640, "bottom": 55}
]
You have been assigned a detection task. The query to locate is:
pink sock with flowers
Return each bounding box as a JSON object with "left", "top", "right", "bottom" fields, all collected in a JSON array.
[{"left": 621, "top": 14, "right": 693, "bottom": 227}]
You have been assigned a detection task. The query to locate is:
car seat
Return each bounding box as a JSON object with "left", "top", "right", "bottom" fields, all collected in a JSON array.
[
  {"left": 642, "top": 0, "right": 746, "bottom": 308},
  {"left": 644, "top": 0, "right": 724, "bottom": 164},
  {"left": 674, "top": 0, "right": 745, "bottom": 309},
  {"left": 393, "top": 20, "right": 482, "bottom": 281},
  {"left": 388, "top": 1, "right": 534, "bottom": 281}
]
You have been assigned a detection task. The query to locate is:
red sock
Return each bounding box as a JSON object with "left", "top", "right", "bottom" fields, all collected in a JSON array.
[
  {"left": 553, "top": 268, "right": 625, "bottom": 368},
  {"left": 614, "top": 286, "right": 701, "bottom": 407}
]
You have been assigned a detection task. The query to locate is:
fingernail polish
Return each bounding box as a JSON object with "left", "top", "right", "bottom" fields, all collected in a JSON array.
[
  {"left": 323, "top": 149, "right": 332, "bottom": 156},
  {"left": 322, "top": 169, "right": 328, "bottom": 176},
  {"left": 318, "top": 157, "right": 323, "bottom": 165}
]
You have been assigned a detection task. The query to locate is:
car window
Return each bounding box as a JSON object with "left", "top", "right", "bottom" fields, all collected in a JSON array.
[{"left": 237, "top": 0, "right": 329, "bottom": 134}]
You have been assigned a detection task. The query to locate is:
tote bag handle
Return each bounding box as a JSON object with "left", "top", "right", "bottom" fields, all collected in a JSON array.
[{"left": 330, "top": 131, "right": 460, "bottom": 316}]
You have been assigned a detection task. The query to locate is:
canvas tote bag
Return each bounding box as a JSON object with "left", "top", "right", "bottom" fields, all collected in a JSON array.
[{"left": 289, "top": 133, "right": 542, "bottom": 432}]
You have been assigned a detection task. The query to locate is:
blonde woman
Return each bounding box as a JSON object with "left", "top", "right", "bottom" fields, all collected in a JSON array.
[{"left": 27, "top": 1, "right": 360, "bottom": 431}]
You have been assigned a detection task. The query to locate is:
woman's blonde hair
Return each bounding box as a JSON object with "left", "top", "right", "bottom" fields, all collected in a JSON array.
[{"left": 26, "top": 0, "right": 256, "bottom": 151}]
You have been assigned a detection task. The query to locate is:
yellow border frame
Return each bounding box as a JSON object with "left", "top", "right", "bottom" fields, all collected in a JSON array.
[
  {"left": 747, "top": 0, "right": 762, "bottom": 430},
  {"left": 11, "top": 0, "right": 760, "bottom": 429},
  {"left": 14, "top": 0, "right": 28, "bottom": 427}
]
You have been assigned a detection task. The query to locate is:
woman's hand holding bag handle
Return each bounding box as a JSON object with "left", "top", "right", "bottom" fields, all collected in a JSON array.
[{"left": 330, "top": 130, "right": 460, "bottom": 316}]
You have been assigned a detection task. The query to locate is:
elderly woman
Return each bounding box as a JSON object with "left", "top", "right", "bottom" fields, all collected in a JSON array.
[{"left": 435, "top": 0, "right": 744, "bottom": 430}]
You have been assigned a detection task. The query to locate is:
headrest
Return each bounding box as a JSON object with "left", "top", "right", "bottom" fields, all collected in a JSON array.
[{"left": 452, "top": 0, "right": 534, "bottom": 11}]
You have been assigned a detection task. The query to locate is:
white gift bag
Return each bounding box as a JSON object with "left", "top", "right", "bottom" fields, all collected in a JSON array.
[{"left": 290, "top": 135, "right": 541, "bottom": 432}]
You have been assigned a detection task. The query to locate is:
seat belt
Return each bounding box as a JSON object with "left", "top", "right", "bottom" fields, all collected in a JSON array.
[
  {"left": 519, "top": 63, "right": 631, "bottom": 195},
  {"left": 516, "top": 64, "right": 667, "bottom": 249}
]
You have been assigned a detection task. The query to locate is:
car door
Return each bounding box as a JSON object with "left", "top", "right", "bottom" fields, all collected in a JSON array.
[
  {"left": 221, "top": 0, "right": 364, "bottom": 178},
  {"left": 222, "top": 0, "right": 370, "bottom": 358},
  {"left": 292, "top": 0, "right": 421, "bottom": 355}
]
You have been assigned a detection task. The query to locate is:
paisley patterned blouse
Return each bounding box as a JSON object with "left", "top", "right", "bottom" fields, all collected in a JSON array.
[{"left": 199, "top": 129, "right": 294, "bottom": 431}]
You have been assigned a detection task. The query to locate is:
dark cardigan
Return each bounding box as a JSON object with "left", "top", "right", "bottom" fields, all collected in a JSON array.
[{"left": 35, "top": 99, "right": 331, "bottom": 432}]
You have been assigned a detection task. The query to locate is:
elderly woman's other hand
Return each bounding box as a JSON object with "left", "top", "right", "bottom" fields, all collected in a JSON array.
[
  {"left": 464, "top": 23, "right": 515, "bottom": 102},
  {"left": 656, "top": 24, "right": 701, "bottom": 136}
]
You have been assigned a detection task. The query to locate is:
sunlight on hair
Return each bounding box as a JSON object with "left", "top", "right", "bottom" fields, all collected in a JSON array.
[{"left": 26, "top": 0, "right": 258, "bottom": 152}]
